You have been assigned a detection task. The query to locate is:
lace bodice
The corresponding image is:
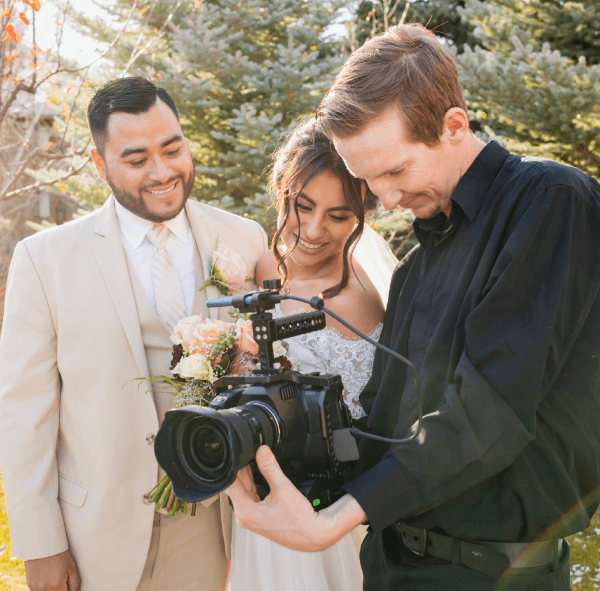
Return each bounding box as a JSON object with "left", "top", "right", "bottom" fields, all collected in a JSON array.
[{"left": 273, "top": 304, "right": 381, "bottom": 419}]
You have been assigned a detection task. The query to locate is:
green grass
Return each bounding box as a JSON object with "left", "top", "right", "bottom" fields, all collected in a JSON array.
[
  {"left": 0, "top": 472, "right": 27, "bottom": 591},
  {"left": 570, "top": 514, "right": 600, "bottom": 590},
  {"left": 0, "top": 469, "right": 599, "bottom": 590}
]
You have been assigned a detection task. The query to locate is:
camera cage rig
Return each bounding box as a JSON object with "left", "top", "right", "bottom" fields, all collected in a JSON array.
[
  {"left": 153, "top": 280, "right": 424, "bottom": 508},
  {"left": 207, "top": 279, "right": 424, "bottom": 446}
]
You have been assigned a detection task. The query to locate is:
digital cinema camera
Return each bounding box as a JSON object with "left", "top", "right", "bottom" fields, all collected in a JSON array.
[
  {"left": 154, "top": 280, "right": 361, "bottom": 510},
  {"left": 154, "top": 280, "right": 422, "bottom": 510}
]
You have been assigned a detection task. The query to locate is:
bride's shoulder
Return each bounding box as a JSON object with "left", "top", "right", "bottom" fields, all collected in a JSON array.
[
  {"left": 325, "top": 267, "right": 384, "bottom": 338},
  {"left": 255, "top": 250, "right": 279, "bottom": 287}
]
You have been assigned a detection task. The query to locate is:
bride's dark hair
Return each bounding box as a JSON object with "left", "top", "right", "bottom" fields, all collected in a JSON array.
[{"left": 270, "top": 118, "right": 378, "bottom": 299}]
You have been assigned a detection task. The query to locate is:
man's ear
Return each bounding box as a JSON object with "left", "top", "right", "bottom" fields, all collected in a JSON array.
[
  {"left": 441, "top": 108, "right": 469, "bottom": 145},
  {"left": 91, "top": 148, "right": 107, "bottom": 181}
]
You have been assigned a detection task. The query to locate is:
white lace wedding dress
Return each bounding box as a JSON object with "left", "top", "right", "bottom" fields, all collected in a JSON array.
[{"left": 228, "top": 303, "right": 382, "bottom": 591}]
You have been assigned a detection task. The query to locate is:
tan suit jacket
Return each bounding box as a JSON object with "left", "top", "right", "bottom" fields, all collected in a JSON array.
[{"left": 0, "top": 196, "right": 267, "bottom": 590}]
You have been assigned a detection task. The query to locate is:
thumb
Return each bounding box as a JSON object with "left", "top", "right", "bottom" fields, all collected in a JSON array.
[{"left": 255, "top": 445, "right": 291, "bottom": 492}]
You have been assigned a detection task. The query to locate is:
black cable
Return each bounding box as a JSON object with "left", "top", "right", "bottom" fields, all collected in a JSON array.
[{"left": 280, "top": 294, "right": 423, "bottom": 445}]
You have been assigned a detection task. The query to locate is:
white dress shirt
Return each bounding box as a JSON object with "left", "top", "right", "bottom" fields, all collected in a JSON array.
[{"left": 114, "top": 198, "right": 195, "bottom": 317}]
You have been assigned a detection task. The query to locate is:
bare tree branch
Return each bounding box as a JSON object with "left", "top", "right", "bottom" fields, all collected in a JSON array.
[
  {"left": 121, "top": 0, "right": 184, "bottom": 74},
  {"left": 0, "top": 147, "right": 39, "bottom": 198},
  {"left": 0, "top": 155, "right": 91, "bottom": 203}
]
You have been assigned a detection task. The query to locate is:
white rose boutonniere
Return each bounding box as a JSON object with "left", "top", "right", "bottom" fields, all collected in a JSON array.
[{"left": 199, "top": 239, "right": 253, "bottom": 296}]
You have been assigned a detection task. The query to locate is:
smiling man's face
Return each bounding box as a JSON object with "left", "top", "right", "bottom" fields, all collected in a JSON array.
[
  {"left": 91, "top": 98, "right": 194, "bottom": 222},
  {"left": 332, "top": 105, "right": 463, "bottom": 219}
]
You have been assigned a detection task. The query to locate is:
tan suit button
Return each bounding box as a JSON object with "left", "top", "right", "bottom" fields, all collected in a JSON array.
[{"left": 146, "top": 435, "right": 156, "bottom": 445}]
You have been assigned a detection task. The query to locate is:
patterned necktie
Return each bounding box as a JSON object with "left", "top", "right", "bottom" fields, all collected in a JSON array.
[{"left": 146, "top": 223, "right": 186, "bottom": 332}]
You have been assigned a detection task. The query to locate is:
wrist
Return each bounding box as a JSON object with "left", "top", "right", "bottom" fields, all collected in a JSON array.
[{"left": 319, "top": 493, "right": 367, "bottom": 549}]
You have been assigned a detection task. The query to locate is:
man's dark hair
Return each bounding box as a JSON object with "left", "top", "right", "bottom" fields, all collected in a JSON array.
[{"left": 87, "top": 76, "right": 179, "bottom": 155}]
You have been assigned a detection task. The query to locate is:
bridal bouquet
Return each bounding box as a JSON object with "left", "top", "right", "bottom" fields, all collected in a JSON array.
[{"left": 143, "top": 313, "right": 294, "bottom": 515}]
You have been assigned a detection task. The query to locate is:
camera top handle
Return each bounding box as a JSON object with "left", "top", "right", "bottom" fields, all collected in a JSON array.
[
  {"left": 207, "top": 280, "right": 423, "bottom": 445},
  {"left": 207, "top": 280, "right": 327, "bottom": 375}
]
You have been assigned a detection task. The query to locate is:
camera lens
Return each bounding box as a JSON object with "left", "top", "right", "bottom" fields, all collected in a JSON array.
[
  {"left": 182, "top": 417, "right": 230, "bottom": 479},
  {"left": 154, "top": 398, "right": 285, "bottom": 502},
  {"left": 195, "top": 429, "right": 225, "bottom": 468}
]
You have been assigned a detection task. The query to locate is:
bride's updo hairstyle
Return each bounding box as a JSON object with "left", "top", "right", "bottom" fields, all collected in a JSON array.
[{"left": 270, "top": 118, "right": 378, "bottom": 299}]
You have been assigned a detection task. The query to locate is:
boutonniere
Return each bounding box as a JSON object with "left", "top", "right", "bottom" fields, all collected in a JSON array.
[{"left": 199, "top": 238, "right": 254, "bottom": 296}]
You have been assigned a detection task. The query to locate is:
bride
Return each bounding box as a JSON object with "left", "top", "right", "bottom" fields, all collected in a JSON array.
[{"left": 228, "top": 119, "right": 398, "bottom": 591}]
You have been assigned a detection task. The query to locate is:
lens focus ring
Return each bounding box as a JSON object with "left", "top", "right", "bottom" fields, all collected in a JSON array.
[{"left": 244, "top": 402, "right": 277, "bottom": 449}]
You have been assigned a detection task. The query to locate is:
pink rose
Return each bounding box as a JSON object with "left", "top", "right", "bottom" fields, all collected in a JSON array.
[
  {"left": 212, "top": 244, "right": 247, "bottom": 287},
  {"left": 235, "top": 318, "right": 259, "bottom": 355},
  {"left": 213, "top": 319, "right": 235, "bottom": 332},
  {"left": 170, "top": 315, "right": 206, "bottom": 350}
]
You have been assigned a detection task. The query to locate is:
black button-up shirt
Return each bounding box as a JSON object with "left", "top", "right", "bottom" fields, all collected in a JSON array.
[{"left": 343, "top": 141, "right": 600, "bottom": 542}]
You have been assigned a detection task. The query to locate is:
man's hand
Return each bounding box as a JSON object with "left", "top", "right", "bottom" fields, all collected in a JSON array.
[
  {"left": 24, "top": 549, "right": 81, "bottom": 591},
  {"left": 225, "top": 445, "right": 367, "bottom": 552}
]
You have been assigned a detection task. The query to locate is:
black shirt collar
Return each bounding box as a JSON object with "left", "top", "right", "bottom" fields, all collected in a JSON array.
[{"left": 414, "top": 140, "right": 510, "bottom": 245}]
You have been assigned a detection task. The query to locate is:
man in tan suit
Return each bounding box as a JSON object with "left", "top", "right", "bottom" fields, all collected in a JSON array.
[{"left": 0, "top": 77, "right": 268, "bottom": 591}]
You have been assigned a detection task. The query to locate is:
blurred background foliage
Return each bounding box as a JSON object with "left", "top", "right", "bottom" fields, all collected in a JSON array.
[{"left": 1, "top": 0, "right": 598, "bottom": 268}]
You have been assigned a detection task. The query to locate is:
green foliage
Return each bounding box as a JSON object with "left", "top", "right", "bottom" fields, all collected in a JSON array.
[
  {"left": 354, "top": 0, "right": 477, "bottom": 50},
  {"left": 457, "top": 0, "right": 600, "bottom": 178},
  {"left": 156, "top": 0, "right": 346, "bottom": 226},
  {"left": 371, "top": 207, "right": 417, "bottom": 258},
  {"left": 74, "top": 0, "right": 347, "bottom": 233},
  {"left": 458, "top": 0, "right": 600, "bottom": 65}
]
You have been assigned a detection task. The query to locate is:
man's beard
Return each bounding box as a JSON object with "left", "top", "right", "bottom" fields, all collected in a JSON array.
[{"left": 106, "top": 168, "right": 195, "bottom": 223}]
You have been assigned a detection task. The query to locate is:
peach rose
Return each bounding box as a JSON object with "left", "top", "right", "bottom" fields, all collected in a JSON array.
[
  {"left": 213, "top": 319, "right": 235, "bottom": 332},
  {"left": 213, "top": 244, "right": 247, "bottom": 287},
  {"left": 235, "top": 318, "right": 259, "bottom": 355},
  {"left": 169, "top": 315, "right": 206, "bottom": 350},
  {"left": 194, "top": 324, "right": 223, "bottom": 348}
]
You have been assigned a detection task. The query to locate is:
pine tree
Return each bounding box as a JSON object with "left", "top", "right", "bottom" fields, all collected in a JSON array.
[
  {"left": 73, "top": 0, "right": 347, "bottom": 228},
  {"left": 353, "top": 0, "right": 477, "bottom": 51},
  {"left": 161, "top": 0, "right": 346, "bottom": 226},
  {"left": 456, "top": 0, "right": 600, "bottom": 178}
]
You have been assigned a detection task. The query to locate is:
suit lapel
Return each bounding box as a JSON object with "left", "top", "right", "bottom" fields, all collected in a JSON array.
[
  {"left": 91, "top": 196, "right": 150, "bottom": 378},
  {"left": 186, "top": 201, "right": 220, "bottom": 320}
]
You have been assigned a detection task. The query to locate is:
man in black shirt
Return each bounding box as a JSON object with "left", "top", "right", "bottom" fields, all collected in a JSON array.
[{"left": 225, "top": 24, "right": 600, "bottom": 590}]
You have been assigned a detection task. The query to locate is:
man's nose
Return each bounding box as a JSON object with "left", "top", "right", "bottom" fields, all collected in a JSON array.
[
  {"left": 368, "top": 180, "right": 399, "bottom": 211},
  {"left": 147, "top": 156, "right": 174, "bottom": 182}
]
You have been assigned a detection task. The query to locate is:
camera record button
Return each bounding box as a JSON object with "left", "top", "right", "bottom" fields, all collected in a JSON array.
[{"left": 146, "top": 435, "right": 156, "bottom": 446}]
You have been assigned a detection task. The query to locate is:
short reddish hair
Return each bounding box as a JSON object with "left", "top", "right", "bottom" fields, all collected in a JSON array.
[{"left": 316, "top": 24, "right": 468, "bottom": 146}]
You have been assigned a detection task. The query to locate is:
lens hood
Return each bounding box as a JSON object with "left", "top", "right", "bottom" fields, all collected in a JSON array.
[{"left": 154, "top": 405, "right": 256, "bottom": 502}]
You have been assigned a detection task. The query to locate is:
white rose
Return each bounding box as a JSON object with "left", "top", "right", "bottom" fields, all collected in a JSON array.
[
  {"left": 212, "top": 244, "right": 247, "bottom": 286},
  {"left": 172, "top": 353, "right": 214, "bottom": 381},
  {"left": 272, "top": 340, "right": 287, "bottom": 358}
]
